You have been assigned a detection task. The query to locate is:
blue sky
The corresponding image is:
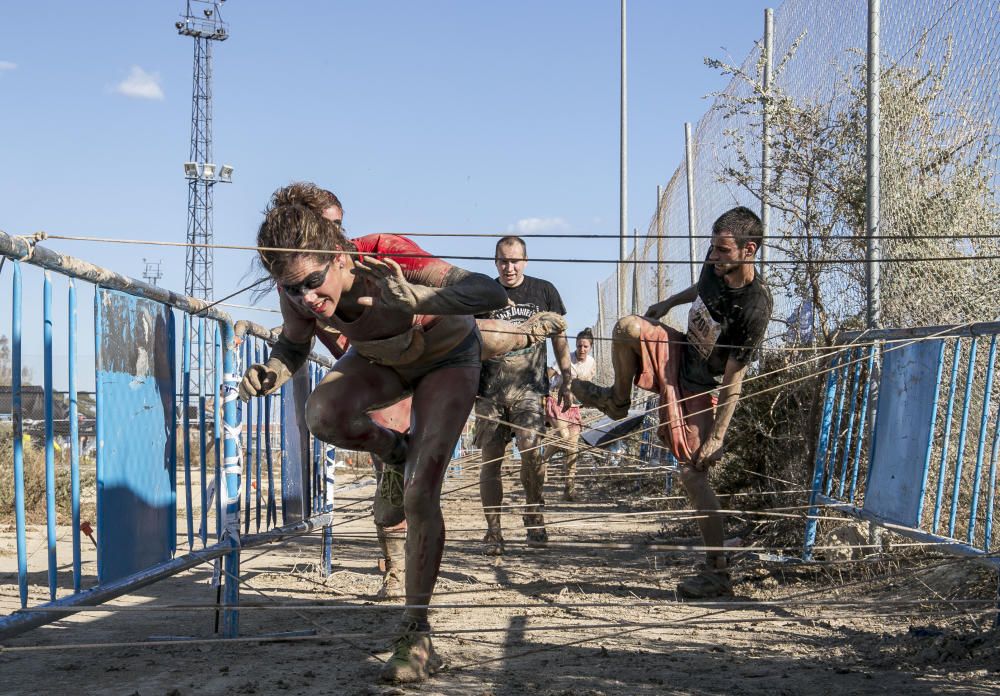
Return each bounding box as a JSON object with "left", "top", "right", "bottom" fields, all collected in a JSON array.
[{"left": 1, "top": 0, "right": 774, "bottom": 388}]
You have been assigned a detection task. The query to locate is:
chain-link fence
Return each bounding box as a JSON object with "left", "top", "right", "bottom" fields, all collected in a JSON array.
[{"left": 594, "top": 0, "right": 1000, "bottom": 385}]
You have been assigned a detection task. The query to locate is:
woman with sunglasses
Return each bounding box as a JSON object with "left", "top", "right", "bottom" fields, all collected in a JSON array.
[{"left": 239, "top": 186, "right": 561, "bottom": 683}]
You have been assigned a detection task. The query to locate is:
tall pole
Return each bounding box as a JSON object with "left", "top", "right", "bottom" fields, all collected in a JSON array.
[
  {"left": 178, "top": 0, "right": 230, "bottom": 390},
  {"left": 760, "top": 8, "right": 773, "bottom": 277},
  {"left": 866, "top": 0, "right": 881, "bottom": 329},
  {"left": 596, "top": 281, "right": 606, "bottom": 377},
  {"left": 631, "top": 227, "right": 640, "bottom": 315},
  {"left": 684, "top": 122, "right": 698, "bottom": 286},
  {"left": 619, "top": 0, "right": 628, "bottom": 319},
  {"left": 655, "top": 184, "right": 663, "bottom": 299}
]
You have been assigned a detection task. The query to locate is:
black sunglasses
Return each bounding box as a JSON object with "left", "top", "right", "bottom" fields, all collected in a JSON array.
[{"left": 282, "top": 261, "right": 331, "bottom": 297}]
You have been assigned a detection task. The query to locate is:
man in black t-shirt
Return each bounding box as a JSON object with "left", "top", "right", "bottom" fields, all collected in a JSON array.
[
  {"left": 475, "top": 236, "right": 573, "bottom": 553},
  {"left": 573, "top": 207, "right": 772, "bottom": 598}
]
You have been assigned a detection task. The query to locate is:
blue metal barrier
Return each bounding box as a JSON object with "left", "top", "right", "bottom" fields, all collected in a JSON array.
[
  {"left": 0, "top": 231, "right": 337, "bottom": 641},
  {"left": 804, "top": 322, "right": 1000, "bottom": 570}
]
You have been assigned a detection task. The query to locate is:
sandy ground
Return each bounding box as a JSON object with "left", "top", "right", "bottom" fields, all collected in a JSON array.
[{"left": 2, "top": 458, "right": 1000, "bottom": 696}]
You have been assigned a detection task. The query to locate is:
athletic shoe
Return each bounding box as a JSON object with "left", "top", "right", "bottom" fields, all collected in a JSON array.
[
  {"left": 676, "top": 564, "right": 733, "bottom": 599},
  {"left": 483, "top": 529, "right": 506, "bottom": 556},
  {"left": 374, "top": 562, "right": 403, "bottom": 602},
  {"left": 526, "top": 527, "right": 549, "bottom": 548},
  {"left": 570, "top": 380, "right": 629, "bottom": 420},
  {"left": 378, "top": 624, "right": 442, "bottom": 683},
  {"left": 519, "top": 311, "right": 568, "bottom": 347}
]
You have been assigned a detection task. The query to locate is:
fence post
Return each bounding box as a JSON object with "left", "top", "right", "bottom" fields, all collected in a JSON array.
[
  {"left": 655, "top": 184, "right": 663, "bottom": 299},
  {"left": 199, "top": 319, "right": 208, "bottom": 546},
  {"left": 69, "top": 280, "right": 81, "bottom": 593},
  {"left": 631, "top": 227, "right": 639, "bottom": 315},
  {"left": 685, "top": 122, "right": 698, "bottom": 286},
  {"left": 619, "top": 0, "right": 628, "bottom": 319},
  {"left": 43, "top": 272, "right": 57, "bottom": 601},
  {"left": 214, "top": 325, "right": 223, "bottom": 539},
  {"left": 596, "top": 282, "right": 606, "bottom": 378},
  {"left": 220, "top": 320, "right": 242, "bottom": 637},
  {"left": 866, "top": 0, "right": 881, "bottom": 328},
  {"left": 11, "top": 262, "right": 28, "bottom": 608},
  {"left": 803, "top": 355, "right": 841, "bottom": 559},
  {"left": 182, "top": 314, "right": 193, "bottom": 550},
  {"left": 760, "top": 7, "right": 773, "bottom": 277}
]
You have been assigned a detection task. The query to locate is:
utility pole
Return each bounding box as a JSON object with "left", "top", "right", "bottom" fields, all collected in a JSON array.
[
  {"left": 619, "top": 0, "right": 628, "bottom": 319},
  {"left": 177, "top": 0, "right": 232, "bottom": 384},
  {"left": 865, "top": 0, "right": 881, "bottom": 329},
  {"left": 631, "top": 227, "right": 640, "bottom": 315},
  {"left": 760, "top": 8, "right": 773, "bottom": 278},
  {"left": 655, "top": 184, "right": 663, "bottom": 299},
  {"left": 685, "top": 123, "right": 698, "bottom": 286}
]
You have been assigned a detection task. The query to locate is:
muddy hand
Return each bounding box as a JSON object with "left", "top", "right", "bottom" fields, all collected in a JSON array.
[
  {"left": 354, "top": 257, "right": 423, "bottom": 312},
  {"left": 558, "top": 382, "right": 573, "bottom": 411},
  {"left": 690, "top": 437, "right": 724, "bottom": 471},
  {"left": 645, "top": 300, "right": 670, "bottom": 320},
  {"left": 238, "top": 363, "right": 279, "bottom": 401}
]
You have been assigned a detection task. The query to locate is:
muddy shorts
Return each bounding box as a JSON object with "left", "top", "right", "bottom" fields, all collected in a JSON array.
[
  {"left": 474, "top": 387, "right": 546, "bottom": 449},
  {"left": 635, "top": 320, "right": 717, "bottom": 461},
  {"left": 347, "top": 326, "right": 482, "bottom": 404}
]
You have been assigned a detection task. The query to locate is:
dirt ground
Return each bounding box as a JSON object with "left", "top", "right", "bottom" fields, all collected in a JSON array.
[{"left": 2, "top": 457, "right": 999, "bottom": 696}]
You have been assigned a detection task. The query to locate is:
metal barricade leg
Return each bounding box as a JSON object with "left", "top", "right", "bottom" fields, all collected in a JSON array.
[{"left": 220, "top": 321, "right": 243, "bottom": 638}]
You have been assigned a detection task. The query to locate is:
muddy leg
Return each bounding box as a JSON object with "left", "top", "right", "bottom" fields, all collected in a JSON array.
[
  {"left": 678, "top": 464, "right": 726, "bottom": 570},
  {"left": 562, "top": 423, "right": 580, "bottom": 501},
  {"left": 517, "top": 429, "right": 547, "bottom": 545},
  {"left": 305, "top": 354, "right": 408, "bottom": 462},
  {"left": 478, "top": 314, "right": 567, "bottom": 360},
  {"left": 401, "top": 364, "right": 479, "bottom": 626},
  {"left": 479, "top": 439, "right": 507, "bottom": 542},
  {"left": 375, "top": 521, "right": 407, "bottom": 601},
  {"left": 609, "top": 315, "right": 645, "bottom": 404}
]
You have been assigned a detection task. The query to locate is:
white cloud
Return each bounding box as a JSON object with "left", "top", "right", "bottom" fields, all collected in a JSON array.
[
  {"left": 114, "top": 66, "right": 164, "bottom": 100},
  {"left": 507, "top": 217, "right": 570, "bottom": 235},
  {"left": 0, "top": 61, "right": 16, "bottom": 72}
]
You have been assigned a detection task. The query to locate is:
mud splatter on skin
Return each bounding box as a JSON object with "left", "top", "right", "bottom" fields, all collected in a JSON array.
[
  {"left": 304, "top": 351, "right": 479, "bottom": 627},
  {"left": 399, "top": 365, "right": 479, "bottom": 623}
]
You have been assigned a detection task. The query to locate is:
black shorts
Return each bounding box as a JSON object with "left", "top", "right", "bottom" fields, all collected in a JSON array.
[{"left": 346, "top": 326, "right": 482, "bottom": 393}]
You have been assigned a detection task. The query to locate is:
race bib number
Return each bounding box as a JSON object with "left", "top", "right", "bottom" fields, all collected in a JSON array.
[{"left": 687, "top": 296, "right": 722, "bottom": 360}]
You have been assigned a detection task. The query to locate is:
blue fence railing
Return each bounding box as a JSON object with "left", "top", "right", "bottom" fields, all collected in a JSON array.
[
  {"left": 804, "top": 322, "right": 1000, "bottom": 567},
  {"left": 0, "top": 231, "right": 335, "bottom": 641}
]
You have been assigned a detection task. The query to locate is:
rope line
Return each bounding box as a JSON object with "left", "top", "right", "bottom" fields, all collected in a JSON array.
[
  {"left": 15, "top": 597, "right": 992, "bottom": 614},
  {"left": 29, "top": 233, "right": 1000, "bottom": 265},
  {"left": 3, "top": 609, "right": 990, "bottom": 655}
]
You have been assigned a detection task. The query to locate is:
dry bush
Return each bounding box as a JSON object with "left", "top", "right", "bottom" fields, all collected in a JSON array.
[
  {"left": 715, "top": 354, "right": 824, "bottom": 509},
  {"left": 0, "top": 436, "right": 95, "bottom": 525}
]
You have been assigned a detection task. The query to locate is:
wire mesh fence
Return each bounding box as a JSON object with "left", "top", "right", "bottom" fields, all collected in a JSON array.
[{"left": 595, "top": 0, "right": 1000, "bottom": 369}]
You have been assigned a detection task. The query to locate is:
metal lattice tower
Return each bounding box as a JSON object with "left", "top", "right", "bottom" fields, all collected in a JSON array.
[{"left": 176, "top": 0, "right": 230, "bottom": 384}]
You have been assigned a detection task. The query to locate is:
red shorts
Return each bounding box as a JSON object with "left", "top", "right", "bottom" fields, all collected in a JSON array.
[
  {"left": 634, "top": 320, "right": 716, "bottom": 462},
  {"left": 545, "top": 396, "right": 582, "bottom": 430}
]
